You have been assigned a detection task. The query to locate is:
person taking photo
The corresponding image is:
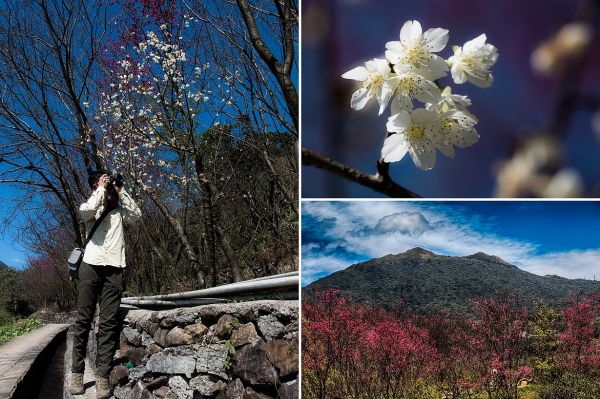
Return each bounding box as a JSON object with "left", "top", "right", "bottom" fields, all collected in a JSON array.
[{"left": 70, "top": 171, "right": 142, "bottom": 399}]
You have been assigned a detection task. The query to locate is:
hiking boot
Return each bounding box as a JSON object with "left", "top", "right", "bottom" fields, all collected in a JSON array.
[
  {"left": 96, "top": 375, "right": 110, "bottom": 399},
  {"left": 70, "top": 372, "right": 85, "bottom": 395}
]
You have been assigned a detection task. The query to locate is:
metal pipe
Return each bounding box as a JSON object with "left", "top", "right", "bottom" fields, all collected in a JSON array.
[
  {"left": 248, "top": 271, "right": 298, "bottom": 281},
  {"left": 121, "top": 291, "right": 298, "bottom": 308},
  {"left": 121, "top": 298, "right": 229, "bottom": 307},
  {"left": 123, "top": 275, "right": 298, "bottom": 301}
]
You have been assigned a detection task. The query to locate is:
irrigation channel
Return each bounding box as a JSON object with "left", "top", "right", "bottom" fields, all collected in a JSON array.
[
  {"left": 0, "top": 272, "right": 298, "bottom": 399},
  {"left": 32, "top": 334, "right": 67, "bottom": 398}
]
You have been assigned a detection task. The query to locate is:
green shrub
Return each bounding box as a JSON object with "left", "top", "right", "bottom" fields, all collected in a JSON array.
[
  {"left": 0, "top": 317, "right": 43, "bottom": 344},
  {"left": 540, "top": 372, "right": 600, "bottom": 399},
  {"left": 0, "top": 308, "right": 13, "bottom": 326},
  {"left": 403, "top": 380, "right": 440, "bottom": 399}
]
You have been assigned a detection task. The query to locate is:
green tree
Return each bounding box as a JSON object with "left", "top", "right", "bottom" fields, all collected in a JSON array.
[{"left": 532, "top": 299, "right": 561, "bottom": 382}]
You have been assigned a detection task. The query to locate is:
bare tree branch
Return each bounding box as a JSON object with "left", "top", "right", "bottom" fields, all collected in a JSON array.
[{"left": 302, "top": 148, "right": 420, "bottom": 198}]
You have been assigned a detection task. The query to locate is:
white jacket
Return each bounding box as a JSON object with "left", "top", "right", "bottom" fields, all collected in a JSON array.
[{"left": 80, "top": 186, "right": 142, "bottom": 268}]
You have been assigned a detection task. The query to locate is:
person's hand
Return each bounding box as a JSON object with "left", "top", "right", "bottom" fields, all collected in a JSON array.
[{"left": 98, "top": 174, "right": 109, "bottom": 189}]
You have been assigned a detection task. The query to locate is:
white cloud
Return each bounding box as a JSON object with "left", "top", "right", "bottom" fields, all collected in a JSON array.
[
  {"left": 341, "top": 206, "right": 534, "bottom": 262},
  {"left": 302, "top": 202, "right": 600, "bottom": 283},
  {"left": 370, "top": 212, "right": 434, "bottom": 236},
  {"left": 516, "top": 250, "right": 600, "bottom": 280},
  {"left": 301, "top": 255, "right": 356, "bottom": 286}
]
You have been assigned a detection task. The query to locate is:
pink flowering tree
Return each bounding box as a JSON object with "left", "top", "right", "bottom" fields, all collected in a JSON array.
[
  {"left": 364, "top": 318, "right": 438, "bottom": 398},
  {"left": 303, "top": 289, "right": 439, "bottom": 399},
  {"left": 302, "top": 289, "right": 369, "bottom": 399},
  {"left": 468, "top": 294, "right": 532, "bottom": 399},
  {"left": 558, "top": 295, "right": 600, "bottom": 373}
]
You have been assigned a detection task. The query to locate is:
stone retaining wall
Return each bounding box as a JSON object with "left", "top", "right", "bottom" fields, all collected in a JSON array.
[{"left": 98, "top": 300, "right": 298, "bottom": 399}]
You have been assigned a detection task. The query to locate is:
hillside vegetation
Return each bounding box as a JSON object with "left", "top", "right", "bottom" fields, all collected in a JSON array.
[{"left": 304, "top": 248, "right": 600, "bottom": 314}]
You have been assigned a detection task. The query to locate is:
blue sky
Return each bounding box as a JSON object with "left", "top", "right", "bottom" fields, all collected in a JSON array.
[
  {"left": 0, "top": 186, "right": 30, "bottom": 268},
  {"left": 302, "top": 201, "right": 600, "bottom": 286}
]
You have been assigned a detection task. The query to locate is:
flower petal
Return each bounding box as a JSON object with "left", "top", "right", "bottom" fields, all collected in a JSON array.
[
  {"left": 378, "top": 81, "right": 396, "bottom": 115},
  {"left": 437, "top": 141, "right": 456, "bottom": 158},
  {"left": 365, "top": 58, "right": 390, "bottom": 75},
  {"left": 423, "top": 28, "right": 449, "bottom": 52},
  {"left": 409, "top": 142, "right": 436, "bottom": 170},
  {"left": 341, "top": 66, "right": 369, "bottom": 81},
  {"left": 412, "top": 76, "right": 441, "bottom": 104},
  {"left": 467, "top": 72, "right": 494, "bottom": 88},
  {"left": 400, "top": 20, "right": 422, "bottom": 44},
  {"left": 350, "top": 87, "right": 373, "bottom": 110},
  {"left": 411, "top": 108, "right": 437, "bottom": 124},
  {"left": 381, "top": 133, "right": 409, "bottom": 163},
  {"left": 451, "top": 111, "right": 477, "bottom": 127},
  {"left": 391, "top": 94, "right": 413, "bottom": 114},
  {"left": 385, "top": 48, "right": 401, "bottom": 64},
  {"left": 451, "top": 63, "right": 468, "bottom": 84},
  {"left": 422, "top": 54, "right": 449, "bottom": 80},
  {"left": 386, "top": 111, "right": 411, "bottom": 132},
  {"left": 450, "top": 93, "right": 472, "bottom": 109},
  {"left": 452, "top": 125, "right": 479, "bottom": 148},
  {"left": 464, "top": 33, "right": 487, "bottom": 54}
]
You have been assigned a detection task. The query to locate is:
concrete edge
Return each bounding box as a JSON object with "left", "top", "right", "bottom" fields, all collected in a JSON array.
[{"left": 9, "top": 323, "right": 70, "bottom": 399}]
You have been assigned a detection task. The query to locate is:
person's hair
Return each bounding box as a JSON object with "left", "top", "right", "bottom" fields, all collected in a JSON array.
[{"left": 87, "top": 168, "right": 108, "bottom": 189}]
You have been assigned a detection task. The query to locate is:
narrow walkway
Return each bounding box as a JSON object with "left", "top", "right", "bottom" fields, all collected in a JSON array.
[
  {"left": 63, "top": 328, "right": 97, "bottom": 399},
  {"left": 0, "top": 323, "right": 70, "bottom": 399}
]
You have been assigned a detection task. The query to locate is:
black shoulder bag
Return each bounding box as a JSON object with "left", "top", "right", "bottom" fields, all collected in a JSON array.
[{"left": 67, "top": 207, "right": 112, "bottom": 281}]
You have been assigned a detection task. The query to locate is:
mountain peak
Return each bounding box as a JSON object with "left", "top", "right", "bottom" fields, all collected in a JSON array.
[
  {"left": 403, "top": 247, "right": 436, "bottom": 258},
  {"left": 466, "top": 252, "right": 510, "bottom": 265}
]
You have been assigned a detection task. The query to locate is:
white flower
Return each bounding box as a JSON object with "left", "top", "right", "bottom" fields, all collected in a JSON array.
[
  {"left": 437, "top": 86, "right": 471, "bottom": 112},
  {"left": 428, "top": 86, "right": 477, "bottom": 122},
  {"left": 382, "top": 108, "right": 440, "bottom": 169},
  {"left": 385, "top": 20, "right": 449, "bottom": 81},
  {"left": 436, "top": 110, "right": 479, "bottom": 158},
  {"left": 341, "top": 58, "right": 395, "bottom": 114},
  {"left": 389, "top": 72, "right": 441, "bottom": 112},
  {"left": 448, "top": 34, "right": 498, "bottom": 88}
]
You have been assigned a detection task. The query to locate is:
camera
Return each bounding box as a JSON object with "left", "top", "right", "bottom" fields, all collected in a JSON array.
[
  {"left": 106, "top": 171, "right": 124, "bottom": 209},
  {"left": 109, "top": 171, "right": 124, "bottom": 188}
]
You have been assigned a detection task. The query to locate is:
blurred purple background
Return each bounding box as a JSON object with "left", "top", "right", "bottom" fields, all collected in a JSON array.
[{"left": 301, "top": 0, "right": 600, "bottom": 197}]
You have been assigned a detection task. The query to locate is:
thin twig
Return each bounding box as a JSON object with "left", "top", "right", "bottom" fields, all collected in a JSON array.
[
  {"left": 548, "top": 0, "right": 598, "bottom": 136},
  {"left": 302, "top": 148, "right": 420, "bottom": 198}
]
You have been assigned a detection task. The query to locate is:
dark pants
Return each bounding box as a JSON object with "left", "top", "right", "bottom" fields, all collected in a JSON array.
[{"left": 71, "top": 262, "right": 124, "bottom": 377}]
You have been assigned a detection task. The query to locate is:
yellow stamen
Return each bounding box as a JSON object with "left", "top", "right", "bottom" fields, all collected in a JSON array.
[{"left": 407, "top": 123, "right": 425, "bottom": 139}]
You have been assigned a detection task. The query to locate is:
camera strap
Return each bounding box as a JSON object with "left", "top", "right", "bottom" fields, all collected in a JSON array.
[{"left": 83, "top": 206, "right": 112, "bottom": 247}]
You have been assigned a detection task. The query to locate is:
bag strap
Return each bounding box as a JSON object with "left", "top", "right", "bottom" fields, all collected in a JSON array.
[{"left": 84, "top": 205, "right": 112, "bottom": 247}]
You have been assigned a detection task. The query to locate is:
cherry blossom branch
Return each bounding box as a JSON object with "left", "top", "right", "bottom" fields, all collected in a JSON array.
[{"left": 302, "top": 148, "right": 420, "bottom": 198}]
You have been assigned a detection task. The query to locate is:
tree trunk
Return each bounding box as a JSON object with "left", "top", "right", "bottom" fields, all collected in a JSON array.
[
  {"left": 202, "top": 199, "right": 218, "bottom": 287},
  {"left": 140, "top": 184, "right": 206, "bottom": 288},
  {"left": 194, "top": 152, "right": 244, "bottom": 282}
]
